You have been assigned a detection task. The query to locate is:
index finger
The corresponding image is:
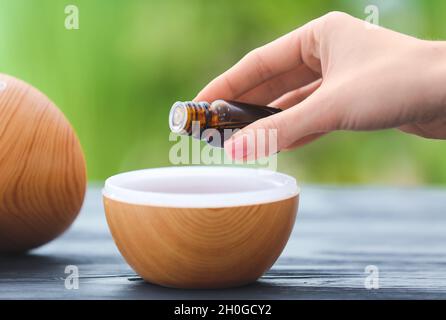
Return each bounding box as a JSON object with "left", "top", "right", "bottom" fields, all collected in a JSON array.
[{"left": 195, "top": 22, "right": 318, "bottom": 102}]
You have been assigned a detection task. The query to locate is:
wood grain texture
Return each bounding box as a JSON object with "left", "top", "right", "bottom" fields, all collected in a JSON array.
[
  {"left": 0, "top": 73, "right": 86, "bottom": 253},
  {"left": 103, "top": 196, "right": 298, "bottom": 289}
]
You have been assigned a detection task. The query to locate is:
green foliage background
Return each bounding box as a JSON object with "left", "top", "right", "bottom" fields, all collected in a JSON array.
[{"left": 0, "top": 0, "right": 445, "bottom": 184}]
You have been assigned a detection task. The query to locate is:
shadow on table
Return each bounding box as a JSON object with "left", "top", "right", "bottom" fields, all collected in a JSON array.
[
  {"left": 0, "top": 253, "right": 80, "bottom": 278},
  {"left": 123, "top": 278, "right": 426, "bottom": 300}
]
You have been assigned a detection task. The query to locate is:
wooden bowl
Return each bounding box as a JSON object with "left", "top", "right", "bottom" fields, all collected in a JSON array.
[
  {"left": 103, "top": 166, "right": 299, "bottom": 289},
  {"left": 0, "top": 74, "right": 86, "bottom": 253}
]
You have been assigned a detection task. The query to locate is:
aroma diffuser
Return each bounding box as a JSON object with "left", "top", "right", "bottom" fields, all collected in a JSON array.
[
  {"left": 103, "top": 166, "right": 299, "bottom": 289},
  {"left": 0, "top": 74, "right": 86, "bottom": 253}
]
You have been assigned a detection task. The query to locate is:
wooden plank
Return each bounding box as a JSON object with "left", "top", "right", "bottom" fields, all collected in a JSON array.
[{"left": 1, "top": 185, "right": 446, "bottom": 299}]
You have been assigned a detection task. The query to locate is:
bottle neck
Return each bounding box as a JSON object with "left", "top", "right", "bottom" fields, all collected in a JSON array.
[{"left": 169, "top": 101, "right": 211, "bottom": 135}]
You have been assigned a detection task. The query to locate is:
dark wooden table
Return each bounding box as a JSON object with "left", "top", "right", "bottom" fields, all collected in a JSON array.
[{"left": 1, "top": 185, "right": 446, "bottom": 299}]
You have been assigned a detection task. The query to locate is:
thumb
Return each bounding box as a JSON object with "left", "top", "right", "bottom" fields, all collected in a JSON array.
[{"left": 224, "top": 90, "right": 332, "bottom": 160}]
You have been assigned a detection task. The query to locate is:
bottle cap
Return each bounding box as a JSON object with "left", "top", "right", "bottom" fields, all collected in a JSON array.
[{"left": 169, "top": 102, "right": 188, "bottom": 133}]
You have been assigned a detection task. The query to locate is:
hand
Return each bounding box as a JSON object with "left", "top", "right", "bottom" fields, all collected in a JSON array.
[{"left": 195, "top": 12, "right": 446, "bottom": 160}]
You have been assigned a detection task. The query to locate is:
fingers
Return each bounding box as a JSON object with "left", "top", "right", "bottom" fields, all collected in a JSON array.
[
  {"left": 224, "top": 88, "right": 333, "bottom": 160},
  {"left": 236, "top": 65, "right": 320, "bottom": 106},
  {"left": 398, "top": 123, "right": 446, "bottom": 139},
  {"left": 398, "top": 124, "right": 425, "bottom": 136},
  {"left": 282, "top": 133, "right": 326, "bottom": 150},
  {"left": 270, "top": 78, "right": 322, "bottom": 109},
  {"left": 195, "top": 22, "right": 319, "bottom": 102}
]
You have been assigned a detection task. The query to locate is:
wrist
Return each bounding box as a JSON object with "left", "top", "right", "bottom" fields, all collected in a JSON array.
[
  {"left": 432, "top": 42, "right": 446, "bottom": 111},
  {"left": 418, "top": 40, "right": 446, "bottom": 113}
]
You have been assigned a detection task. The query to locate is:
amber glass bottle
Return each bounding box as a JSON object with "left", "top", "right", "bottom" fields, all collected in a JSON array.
[{"left": 169, "top": 100, "right": 281, "bottom": 147}]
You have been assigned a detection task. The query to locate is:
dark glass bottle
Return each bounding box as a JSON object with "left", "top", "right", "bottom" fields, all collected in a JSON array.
[{"left": 169, "top": 100, "right": 281, "bottom": 147}]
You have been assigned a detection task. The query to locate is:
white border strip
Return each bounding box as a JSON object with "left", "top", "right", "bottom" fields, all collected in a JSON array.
[{"left": 103, "top": 166, "right": 299, "bottom": 208}]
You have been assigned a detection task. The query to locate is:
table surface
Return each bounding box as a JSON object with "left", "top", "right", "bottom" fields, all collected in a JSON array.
[{"left": 1, "top": 185, "right": 446, "bottom": 300}]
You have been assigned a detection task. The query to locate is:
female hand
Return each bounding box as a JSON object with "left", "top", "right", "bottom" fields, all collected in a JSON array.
[{"left": 195, "top": 12, "right": 446, "bottom": 160}]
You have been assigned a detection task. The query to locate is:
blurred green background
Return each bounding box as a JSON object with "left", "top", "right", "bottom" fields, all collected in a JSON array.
[{"left": 0, "top": 0, "right": 445, "bottom": 184}]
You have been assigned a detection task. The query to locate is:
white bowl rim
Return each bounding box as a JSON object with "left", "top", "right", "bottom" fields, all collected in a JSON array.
[{"left": 103, "top": 166, "right": 299, "bottom": 208}]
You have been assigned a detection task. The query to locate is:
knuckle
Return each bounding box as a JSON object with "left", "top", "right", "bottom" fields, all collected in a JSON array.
[
  {"left": 318, "top": 11, "right": 352, "bottom": 32},
  {"left": 221, "top": 74, "right": 237, "bottom": 97},
  {"left": 243, "top": 47, "right": 260, "bottom": 63},
  {"left": 322, "top": 11, "right": 351, "bottom": 23},
  {"left": 244, "top": 47, "right": 273, "bottom": 81}
]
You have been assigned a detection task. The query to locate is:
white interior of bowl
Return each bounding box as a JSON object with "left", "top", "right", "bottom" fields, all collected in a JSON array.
[{"left": 103, "top": 166, "right": 299, "bottom": 208}]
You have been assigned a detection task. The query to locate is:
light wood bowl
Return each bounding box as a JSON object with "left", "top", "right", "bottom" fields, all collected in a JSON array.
[
  {"left": 0, "top": 74, "right": 86, "bottom": 253},
  {"left": 103, "top": 166, "right": 299, "bottom": 289}
]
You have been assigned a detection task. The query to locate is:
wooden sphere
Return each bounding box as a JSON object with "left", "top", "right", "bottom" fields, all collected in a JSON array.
[
  {"left": 104, "top": 196, "right": 298, "bottom": 289},
  {"left": 0, "top": 74, "right": 86, "bottom": 253}
]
